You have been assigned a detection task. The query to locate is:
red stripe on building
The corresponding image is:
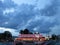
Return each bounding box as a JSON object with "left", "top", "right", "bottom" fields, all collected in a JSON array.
[{"left": 18, "top": 34, "right": 43, "bottom": 38}]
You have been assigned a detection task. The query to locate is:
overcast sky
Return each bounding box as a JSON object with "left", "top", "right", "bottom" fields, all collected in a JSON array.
[
  {"left": 0, "top": 0, "right": 60, "bottom": 36},
  {"left": 12, "top": 0, "right": 52, "bottom": 9}
]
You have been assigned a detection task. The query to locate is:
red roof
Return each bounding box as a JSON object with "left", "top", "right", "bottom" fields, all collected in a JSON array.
[{"left": 18, "top": 34, "right": 43, "bottom": 38}]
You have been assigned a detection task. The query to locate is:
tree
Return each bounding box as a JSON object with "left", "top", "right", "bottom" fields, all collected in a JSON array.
[
  {"left": 19, "top": 29, "right": 33, "bottom": 34},
  {"left": 0, "top": 31, "right": 13, "bottom": 42},
  {"left": 51, "top": 34, "right": 57, "bottom": 40},
  {"left": 23, "top": 29, "right": 29, "bottom": 34},
  {"left": 3, "top": 31, "right": 12, "bottom": 41},
  {"left": 19, "top": 30, "right": 24, "bottom": 34},
  {"left": 0, "top": 33, "right": 4, "bottom": 41}
]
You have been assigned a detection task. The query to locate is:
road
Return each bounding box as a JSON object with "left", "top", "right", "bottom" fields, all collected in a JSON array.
[{"left": 0, "top": 41, "right": 60, "bottom": 45}]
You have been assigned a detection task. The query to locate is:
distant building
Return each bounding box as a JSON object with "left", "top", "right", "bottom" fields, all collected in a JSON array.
[{"left": 15, "top": 34, "right": 46, "bottom": 42}]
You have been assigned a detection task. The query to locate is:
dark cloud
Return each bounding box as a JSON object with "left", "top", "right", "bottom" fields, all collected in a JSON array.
[
  {"left": 14, "top": 0, "right": 60, "bottom": 33},
  {"left": 0, "top": 0, "right": 17, "bottom": 28},
  {"left": 40, "top": 0, "right": 59, "bottom": 16},
  {"left": 0, "top": 0, "right": 60, "bottom": 34}
]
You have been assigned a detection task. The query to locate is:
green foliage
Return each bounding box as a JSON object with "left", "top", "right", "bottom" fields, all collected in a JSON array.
[
  {"left": 20, "top": 29, "right": 33, "bottom": 34},
  {"left": 51, "top": 34, "right": 57, "bottom": 40},
  {"left": 0, "top": 31, "right": 13, "bottom": 42}
]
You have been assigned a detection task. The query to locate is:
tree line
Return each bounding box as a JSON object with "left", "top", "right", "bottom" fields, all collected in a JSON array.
[
  {"left": 0, "top": 29, "right": 33, "bottom": 42},
  {"left": 0, "top": 31, "right": 13, "bottom": 42},
  {"left": 0, "top": 28, "right": 60, "bottom": 42},
  {"left": 20, "top": 29, "right": 33, "bottom": 34}
]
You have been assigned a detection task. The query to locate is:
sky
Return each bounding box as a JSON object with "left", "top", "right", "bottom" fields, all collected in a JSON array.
[
  {"left": 0, "top": 0, "right": 60, "bottom": 36},
  {"left": 12, "top": 0, "right": 51, "bottom": 9}
]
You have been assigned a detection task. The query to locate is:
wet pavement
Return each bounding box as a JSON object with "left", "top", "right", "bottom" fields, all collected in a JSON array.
[
  {"left": 0, "top": 41, "right": 60, "bottom": 45},
  {"left": 0, "top": 42, "right": 13, "bottom": 45}
]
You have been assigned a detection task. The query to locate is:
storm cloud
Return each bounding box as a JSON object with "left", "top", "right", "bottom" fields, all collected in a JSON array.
[{"left": 0, "top": 0, "right": 60, "bottom": 35}]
